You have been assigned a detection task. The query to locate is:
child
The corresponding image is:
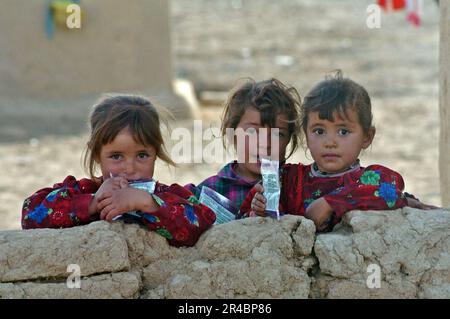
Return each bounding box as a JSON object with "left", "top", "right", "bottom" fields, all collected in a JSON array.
[
  {"left": 186, "top": 78, "right": 302, "bottom": 215},
  {"left": 241, "top": 71, "right": 437, "bottom": 231},
  {"left": 22, "top": 94, "right": 216, "bottom": 247}
]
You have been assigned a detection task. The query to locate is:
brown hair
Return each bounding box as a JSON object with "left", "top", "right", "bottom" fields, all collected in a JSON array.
[
  {"left": 221, "top": 78, "right": 302, "bottom": 159},
  {"left": 301, "top": 70, "right": 373, "bottom": 145},
  {"left": 83, "top": 94, "right": 174, "bottom": 178}
]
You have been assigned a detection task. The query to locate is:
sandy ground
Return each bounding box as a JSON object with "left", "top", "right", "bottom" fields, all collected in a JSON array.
[{"left": 0, "top": 0, "right": 442, "bottom": 230}]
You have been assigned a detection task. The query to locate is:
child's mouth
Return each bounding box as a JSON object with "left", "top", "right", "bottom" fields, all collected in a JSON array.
[{"left": 322, "top": 154, "right": 340, "bottom": 160}]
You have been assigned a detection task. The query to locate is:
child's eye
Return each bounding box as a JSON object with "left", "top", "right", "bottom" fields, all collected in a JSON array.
[
  {"left": 338, "top": 129, "right": 350, "bottom": 136},
  {"left": 110, "top": 154, "right": 122, "bottom": 160},
  {"left": 137, "top": 152, "right": 149, "bottom": 159},
  {"left": 313, "top": 128, "right": 324, "bottom": 135}
]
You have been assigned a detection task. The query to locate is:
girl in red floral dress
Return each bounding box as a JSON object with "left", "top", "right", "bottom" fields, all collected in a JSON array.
[
  {"left": 22, "top": 95, "right": 215, "bottom": 247},
  {"left": 240, "top": 71, "right": 437, "bottom": 231}
]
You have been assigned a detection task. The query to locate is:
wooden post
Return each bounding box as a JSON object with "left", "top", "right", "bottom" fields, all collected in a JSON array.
[{"left": 440, "top": 0, "right": 450, "bottom": 207}]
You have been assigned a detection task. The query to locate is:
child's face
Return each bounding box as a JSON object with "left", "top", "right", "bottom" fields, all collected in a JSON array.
[
  {"left": 234, "top": 107, "right": 290, "bottom": 181},
  {"left": 306, "top": 110, "right": 374, "bottom": 173},
  {"left": 97, "top": 127, "right": 157, "bottom": 181}
]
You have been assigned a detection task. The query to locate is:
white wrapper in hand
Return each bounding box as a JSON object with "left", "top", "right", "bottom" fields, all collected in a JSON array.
[{"left": 261, "top": 158, "right": 280, "bottom": 220}]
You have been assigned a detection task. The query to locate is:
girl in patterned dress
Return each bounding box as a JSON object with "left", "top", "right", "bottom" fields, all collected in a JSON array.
[{"left": 22, "top": 94, "right": 215, "bottom": 247}]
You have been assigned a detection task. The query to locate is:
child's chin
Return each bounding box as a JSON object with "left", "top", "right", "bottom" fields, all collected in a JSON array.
[{"left": 249, "top": 165, "right": 262, "bottom": 177}]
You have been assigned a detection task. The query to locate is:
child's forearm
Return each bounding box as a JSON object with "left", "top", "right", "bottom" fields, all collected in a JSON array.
[{"left": 23, "top": 193, "right": 96, "bottom": 229}]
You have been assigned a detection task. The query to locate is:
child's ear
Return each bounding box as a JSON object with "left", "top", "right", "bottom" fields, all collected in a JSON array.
[{"left": 362, "top": 127, "right": 376, "bottom": 149}]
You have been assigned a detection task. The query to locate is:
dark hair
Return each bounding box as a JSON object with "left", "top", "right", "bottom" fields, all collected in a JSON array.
[
  {"left": 221, "top": 78, "right": 302, "bottom": 159},
  {"left": 300, "top": 70, "right": 373, "bottom": 144},
  {"left": 83, "top": 94, "right": 174, "bottom": 178}
]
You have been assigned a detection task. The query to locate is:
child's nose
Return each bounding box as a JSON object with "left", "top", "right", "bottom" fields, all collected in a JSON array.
[
  {"left": 123, "top": 159, "right": 136, "bottom": 175},
  {"left": 324, "top": 135, "right": 337, "bottom": 148}
]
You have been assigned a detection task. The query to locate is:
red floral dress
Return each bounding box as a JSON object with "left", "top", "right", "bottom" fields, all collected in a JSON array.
[
  {"left": 22, "top": 176, "right": 216, "bottom": 247},
  {"left": 240, "top": 163, "right": 408, "bottom": 228}
]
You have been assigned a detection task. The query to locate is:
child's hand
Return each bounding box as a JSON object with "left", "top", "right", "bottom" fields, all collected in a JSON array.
[
  {"left": 406, "top": 197, "right": 439, "bottom": 210},
  {"left": 304, "top": 197, "right": 334, "bottom": 231},
  {"left": 250, "top": 183, "right": 267, "bottom": 217},
  {"left": 88, "top": 177, "right": 128, "bottom": 215},
  {"left": 95, "top": 176, "right": 129, "bottom": 200},
  {"left": 97, "top": 188, "right": 158, "bottom": 222}
]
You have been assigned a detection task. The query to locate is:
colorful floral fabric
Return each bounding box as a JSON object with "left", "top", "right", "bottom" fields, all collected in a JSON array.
[
  {"left": 22, "top": 176, "right": 216, "bottom": 247},
  {"left": 240, "top": 163, "right": 408, "bottom": 228}
]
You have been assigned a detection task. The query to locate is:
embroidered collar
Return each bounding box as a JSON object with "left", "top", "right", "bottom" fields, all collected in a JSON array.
[{"left": 311, "top": 160, "right": 361, "bottom": 178}]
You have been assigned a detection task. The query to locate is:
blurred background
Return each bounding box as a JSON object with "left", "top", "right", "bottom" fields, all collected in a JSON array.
[{"left": 0, "top": 0, "right": 441, "bottom": 229}]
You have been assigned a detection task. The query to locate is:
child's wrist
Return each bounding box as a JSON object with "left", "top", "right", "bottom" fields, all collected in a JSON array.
[
  {"left": 138, "top": 192, "right": 159, "bottom": 213},
  {"left": 88, "top": 195, "right": 98, "bottom": 216}
]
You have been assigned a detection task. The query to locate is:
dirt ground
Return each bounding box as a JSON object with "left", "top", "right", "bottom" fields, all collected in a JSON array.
[{"left": 0, "top": 0, "right": 442, "bottom": 230}]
